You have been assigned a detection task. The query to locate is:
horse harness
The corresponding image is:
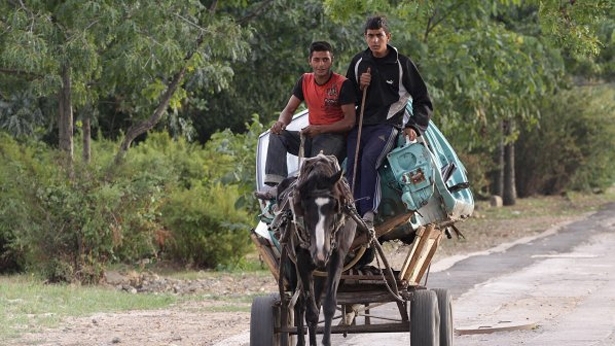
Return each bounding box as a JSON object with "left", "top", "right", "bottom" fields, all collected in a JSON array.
[{"left": 272, "top": 179, "right": 353, "bottom": 266}]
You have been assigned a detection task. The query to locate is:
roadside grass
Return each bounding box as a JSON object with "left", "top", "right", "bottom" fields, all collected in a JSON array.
[
  {"left": 0, "top": 275, "right": 183, "bottom": 341},
  {"left": 472, "top": 190, "right": 615, "bottom": 221}
]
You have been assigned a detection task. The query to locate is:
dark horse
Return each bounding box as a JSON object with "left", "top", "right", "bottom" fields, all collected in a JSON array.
[{"left": 278, "top": 153, "right": 357, "bottom": 346}]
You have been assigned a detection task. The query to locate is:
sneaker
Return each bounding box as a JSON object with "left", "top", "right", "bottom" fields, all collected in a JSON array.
[{"left": 254, "top": 184, "right": 279, "bottom": 223}]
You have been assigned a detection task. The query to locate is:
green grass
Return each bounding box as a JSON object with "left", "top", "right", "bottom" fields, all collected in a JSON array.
[
  {"left": 474, "top": 189, "right": 615, "bottom": 220},
  {"left": 0, "top": 265, "right": 274, "bottom": 341},
  {"left": 0, "top": 275, "right": 181, "bottom": 341}
]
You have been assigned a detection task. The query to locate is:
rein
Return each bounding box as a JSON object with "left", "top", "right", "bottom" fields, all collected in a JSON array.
[{"left": 288, "top": 189, "right": 346, "bottom": 251}]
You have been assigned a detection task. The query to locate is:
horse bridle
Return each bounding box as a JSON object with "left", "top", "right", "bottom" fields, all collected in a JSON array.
[{"left": 289, "top": 189, "right": 346, "bottom": 251}]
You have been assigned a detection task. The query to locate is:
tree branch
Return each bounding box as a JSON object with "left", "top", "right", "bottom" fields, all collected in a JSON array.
[
  {"left": 209, "top": 0, "right": 217, "bottom": 14},
  {"left": 424, "top": 0, "right": 467, "bottom": 42},
  {"left": 113, "top": 33, "right": 206, "bottom": 165},
  {"left": 0, "top": 68, "right": 44, "bottom": 80},
  {"left": 238, "top": 0, "right": 274, "bottom": 25}
]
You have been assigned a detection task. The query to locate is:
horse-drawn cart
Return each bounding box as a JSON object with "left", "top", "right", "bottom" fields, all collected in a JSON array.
[{"left": 250, "top": 101, "right": 474, "bottom": 346}]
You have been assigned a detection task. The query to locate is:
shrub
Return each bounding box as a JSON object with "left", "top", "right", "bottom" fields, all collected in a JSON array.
[
  {"left": 457, "top": 151, "right": 495, "bottom": 200},
  {"left": 0, "top": 133, "right": 53, "bottom": 273},
  {"left": 0, "top": 118, "right": 264, "bottom": 281},
  {"left": 516, "top": 86, "right": 615, "bottom": 196},
  {"left": 159, "top": 183, "right": 253, "bottom": 268}
]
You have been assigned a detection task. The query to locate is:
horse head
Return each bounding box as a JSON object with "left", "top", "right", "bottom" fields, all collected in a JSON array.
[{"left": 293, "top": 153, "right": 348, "bottom": 268}]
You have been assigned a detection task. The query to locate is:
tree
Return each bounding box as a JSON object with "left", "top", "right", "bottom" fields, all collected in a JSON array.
[
  {"left": 324, "top": 0, "right": 613, "bottom": 203},
  {"left": 181, "top": 0, "right": 364, "bottom": 143},
  {"left": 0, "top": 1, "right": 252, "bottom": 165}
]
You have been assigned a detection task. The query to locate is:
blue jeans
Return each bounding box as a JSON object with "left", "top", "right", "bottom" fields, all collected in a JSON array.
[
  {"left": 345, "top": 124, "right": 398, "bottom": 216},
  {"left": 264, "top": 130, "right": 346, "bottom": 185}
]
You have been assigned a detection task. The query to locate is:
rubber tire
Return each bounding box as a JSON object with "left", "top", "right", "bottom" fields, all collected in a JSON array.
[
  {"left": 433, "top": 288, "right": 454, "bottom": 346},
  {"left": 250, "top": 293, "right": 282, "bottom": 346},
  {"left": 410, "top": 289, "right": 440, "bottom": 346}
]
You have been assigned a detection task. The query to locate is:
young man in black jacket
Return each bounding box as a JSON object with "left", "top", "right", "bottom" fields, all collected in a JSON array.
[{"left": 345, "top": 15, "right": 433, "bottom": 227}]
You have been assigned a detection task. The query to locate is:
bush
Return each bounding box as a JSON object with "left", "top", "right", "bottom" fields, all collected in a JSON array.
[
  {"left": 0, "top": 141, "right": 170, "bottom": 282},
  {"left": 516, "top": 86, "right": 615, "bottom": 196},
  {"left": 159, "top": 183, "right": 253, "bottom": 268},
  {"left": 457, "top": 151, "right": 495, "bottom": 200},
  {"left": 0, "top": 133, "right": 53, "bottom": 273},
  {"left": 0, "top": 118, "right": 265, "bottom": 282}
]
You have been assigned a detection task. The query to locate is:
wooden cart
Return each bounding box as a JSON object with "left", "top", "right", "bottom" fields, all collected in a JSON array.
[{"left": 250, "top": 104, "right": 474, "bottom": 345}]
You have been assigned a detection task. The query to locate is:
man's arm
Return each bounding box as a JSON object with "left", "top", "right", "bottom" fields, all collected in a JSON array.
[
  {"left": 345, "top": 56, "right": 363, "bottom": 100},
  {"left": 300, "top": 103, "right": 355, "bottom": 137},
  {"left": 271, "top": 95, "right": 302, "bottom": 134},
  {"left": 403, "top": 57, "right": 433, "bottom": 133}
]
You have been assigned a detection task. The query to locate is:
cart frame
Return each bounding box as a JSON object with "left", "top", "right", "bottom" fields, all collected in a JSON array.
[{"left": 250, "top": 104, "right": 472, "bottom": 345}]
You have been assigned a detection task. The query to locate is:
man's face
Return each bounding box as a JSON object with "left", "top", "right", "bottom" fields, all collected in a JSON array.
[
  {"left": 309, "top": 51, "right": 333, "bottom": 78},
  {"left": 365, "top": 28, "right": 390, "bottom": 58}
]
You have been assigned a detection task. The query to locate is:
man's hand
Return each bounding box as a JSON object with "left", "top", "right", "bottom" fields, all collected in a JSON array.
[
  {"left": 270, "top": 120, "right": 286, "bottom": 135},
  {"left": 300, "top": 125, "right": 321, "bottom": 138},
  {"left": 403, "top": 127, "right": 417, "bottom": 142},
  {"left": 360, "top": 67, "right": 371, "bottom": 90}
]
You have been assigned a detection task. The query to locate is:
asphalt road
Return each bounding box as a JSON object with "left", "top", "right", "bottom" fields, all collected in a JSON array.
[
  {"left": 330, "top": 202, "right": 615, "bottom": 346},
  {"left": 217, "top": 202, "right": 615, "bottom": 346}
]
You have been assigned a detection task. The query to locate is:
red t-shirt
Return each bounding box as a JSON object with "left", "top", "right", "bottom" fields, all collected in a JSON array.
[{"left": 292, "top": 72, "right": 355, "bottom": 126}]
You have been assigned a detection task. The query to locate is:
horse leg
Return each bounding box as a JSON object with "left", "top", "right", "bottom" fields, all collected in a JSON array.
[
  {"left": 294, "top": 293, "right": 306, "bottom": 346},
  {"left": 296, "top": 250, "right": 318, "bottom": 346},
  {"left": 322, "top": 221, "right": 356, "bottom": 346},
  {"left": 321, "top": 249, "right": 344, "bottom": 346},
  {"left": 305, "top": 294, "right": 319, "bottom": 346}
]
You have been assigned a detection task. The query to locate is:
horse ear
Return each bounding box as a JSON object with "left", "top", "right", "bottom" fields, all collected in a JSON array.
[{"left": 329, "top": 170, "right": 343, "bottom": 185}]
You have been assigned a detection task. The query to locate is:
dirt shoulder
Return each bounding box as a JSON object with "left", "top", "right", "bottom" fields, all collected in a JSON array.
[{"left": 7, "top": 195, "right": 613, "bottom": 346}]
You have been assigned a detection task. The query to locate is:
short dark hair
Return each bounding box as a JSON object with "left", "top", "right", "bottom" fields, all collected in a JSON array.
[
  {"left": 309, "top": 41, "right": 333, "bottom": 58},
  {"left": 364, "top": 16, "right": 390, "bottom": 34}
]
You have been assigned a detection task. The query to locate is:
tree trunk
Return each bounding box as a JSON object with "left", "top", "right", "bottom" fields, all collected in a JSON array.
[
  {"left": 58, "top": 64, "right": 74, "bottom": 163},
  {"left": 82, "top": 112, "right": 91, "bottom": 163},
  {"left": 113, "top": 34, "right": 204, "bottom": 165},
  {"left": 494, "top": 121, "right": 504, "bottom": 197},
  {"left": 503, "top": 120, "right": 517, "bottom": 206},
  {"left": 115, "top": 33, "right": 205, "bottom": 165},
  {"left": 114, "top": 66, "right": 188, "bottom": 165}
]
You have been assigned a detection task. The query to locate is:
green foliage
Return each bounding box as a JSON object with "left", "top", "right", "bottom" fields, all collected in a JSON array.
[
  {"left": 203, "top": 115, "right": 264, "bottom": 212},
  {"left": 0, "top": 123, "right": 263, "bottom": 281},
  {"left": 323, "top": 0, "right": 613, "bottom": 152},
  {"left": 457, "top": 151, "right": 496, "bottom": 200},
  {"left": 160, "top": 183, "right": 253, "bottom": 269},
  {"left": 0, "top": 90, "right": 46, "bottom": 138},
  {"left": 185, "top": 0, "right": 364, "bottom": 141},
  {"left": 536, "top": 0, "right": 609, "bottom": 60},
  {"left": 0, "top": 133, "right": 52, "bottom": 272},
  {"left": 0, "top": 135, "right": 170, "bottom": 282},
  {"left": 516, "top": 86, "right": 615, "bottom": 196},
  {"left": 0, "top": 0, "right": 253, "bottom": 155}
]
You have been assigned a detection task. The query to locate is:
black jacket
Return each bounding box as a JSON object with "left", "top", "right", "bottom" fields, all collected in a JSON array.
[{"left": 346, "top": 45, "right": 433, "bottom": 131}]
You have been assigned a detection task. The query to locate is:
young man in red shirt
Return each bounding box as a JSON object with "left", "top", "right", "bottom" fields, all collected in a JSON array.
[{"left": 264, "top": 41, "right": 357, "bottom": 187}]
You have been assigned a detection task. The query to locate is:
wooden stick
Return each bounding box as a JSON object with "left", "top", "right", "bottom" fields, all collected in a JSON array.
[{"left": 351, "top": 86, "right": 368, "bottom": 194}]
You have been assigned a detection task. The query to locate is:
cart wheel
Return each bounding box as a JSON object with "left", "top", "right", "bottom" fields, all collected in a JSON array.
[
  {"left": 250, "top": 293, "right": 291, "bottom": 346},
  {"left": 410, "top": 289, "right": 440, "bottom": 346},
  {"left": 433, "top": 288, "right": 454, "bottom": 346}
]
